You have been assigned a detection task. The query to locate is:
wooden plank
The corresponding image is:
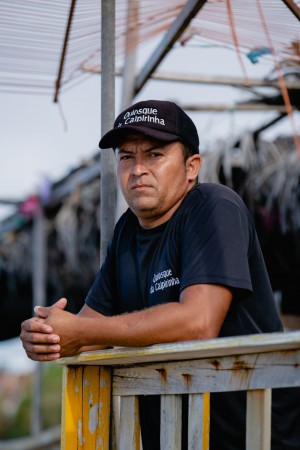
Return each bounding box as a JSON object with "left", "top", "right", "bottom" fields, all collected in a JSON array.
[
  {"left": 82, "top": 366, "right": 99, "bottom": 448},
  {"left": 96, "top": 367, "right": 112, "bottom": 450},
  {"left": 246, "top": 389, "right": 271, "bottom": 450},
  {"left": 61, "top": 366, "right": 83, "bottom": 450},
  {"left": 119, "top": 396, "right": 140, "bottom": 450},
  {"left": 149, "top": 71, "right": 300, "bottom": 89},
  {"left": 112, "top": 349, "right": 300, "bottom": 396},
  {"left": 160, "top": 395, "right": 182, "bottom": 450},
  {"left": 181, "top": 104, "right": 291, "bottom": 112},
  {"left": 58, "top": 331, "right": 300, "bottom": 367},
  {"left": 282, "top": 0, "right": 300, "bottom": 21},
  {"left": 188, "top": 393, "right": 210, "bottom": 450},
  {"left": 134, "top": 0, "right": 208, "bottom": 94},
  {"left": 110, "top": 396, "right": 120, "bottom": 450},
  {"left": 81, "top": 65, "right": 300, "bottom": 90}
]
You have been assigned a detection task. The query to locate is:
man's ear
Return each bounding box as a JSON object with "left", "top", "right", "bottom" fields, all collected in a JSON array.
[{"left": 186, "top": 154, "right": 202, "bottom": 182}]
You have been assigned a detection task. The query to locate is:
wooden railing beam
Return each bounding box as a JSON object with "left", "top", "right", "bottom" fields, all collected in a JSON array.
[{"left": 59, "top": 331, "right": 300, "bottom": 450}]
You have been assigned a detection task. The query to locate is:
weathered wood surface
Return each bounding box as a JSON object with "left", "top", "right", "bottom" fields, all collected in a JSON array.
[
  {"left": 60, "top": 366, "right": 111, "bottom": 450},
  {"left": 188, "top": 393, "right": 210, "bottom": 450},
  {"left": 58, "top": 331, "right": 300, "bottom": 367},
  {"left": 119, "top": 396, "right": 140, "bottom": 450},
  {"left": 160, "top": 394, "right": 182, "bottom": 450},
  {"left": 59, "top": 332, "right": 300, "bottom": 450},
  {"left": 246, "top": 389, "right": 271, "bottom": 450},
  {"left": 112, "top": 349, "right": 300, "bottom": 396}
]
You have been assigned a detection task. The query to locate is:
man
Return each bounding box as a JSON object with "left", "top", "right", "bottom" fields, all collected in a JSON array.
[{"left": 21, "top": 100, "right": 298, "bottom": 450}]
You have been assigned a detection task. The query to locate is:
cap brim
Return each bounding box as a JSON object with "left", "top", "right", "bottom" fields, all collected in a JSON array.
[{"left": 99, "top": 125, "right": 180, "bottom": 149}]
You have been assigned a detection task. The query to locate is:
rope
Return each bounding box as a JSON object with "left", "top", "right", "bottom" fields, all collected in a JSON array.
[
  {"left": 256, "top": 0, "right": 300, "bottom": 156},
  {"left": 226, "top": 0, "right": 249, "bottom": 85}
]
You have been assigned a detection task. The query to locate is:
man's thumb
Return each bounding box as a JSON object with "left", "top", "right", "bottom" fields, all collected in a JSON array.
[
  {"left": 53, "top": 297, "right": 68, "bottom": 310},
  {"left": 34, "top": 298, "right": 67, "bottom": 318}
]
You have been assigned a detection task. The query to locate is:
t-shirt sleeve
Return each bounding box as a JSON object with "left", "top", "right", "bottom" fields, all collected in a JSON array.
[
  {"left": 85, "top": 238, "right": 117, "bottom": 316},
  {"left": 180, "top": 197, "right": 253, "bottom": 294}
]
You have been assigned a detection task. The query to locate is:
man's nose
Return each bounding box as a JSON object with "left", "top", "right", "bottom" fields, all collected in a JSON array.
[{"left": 131, "top": 156, "right": 148, "bottom": 175}]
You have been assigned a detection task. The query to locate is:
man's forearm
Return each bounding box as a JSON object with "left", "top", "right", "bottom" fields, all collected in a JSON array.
[
  {"left": 78, "top": 302, "right": 197, "bottom": 348},
  {"left": 44, "top": 284, "right": 231, "bottom": 356}
]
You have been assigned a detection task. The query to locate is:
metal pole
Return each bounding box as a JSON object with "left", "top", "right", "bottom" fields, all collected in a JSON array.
[
  {"left": 100, "top": 0, "right": 116, "bottom": 265},
  {"left": 115, "top": 0, "right": 139, "bottom": 220},
  {"left": 121, "top": 0, "right": 139, "bottom": 110},
  {"left": 31, "top": 205, "right": 46, "bottom": 435}
]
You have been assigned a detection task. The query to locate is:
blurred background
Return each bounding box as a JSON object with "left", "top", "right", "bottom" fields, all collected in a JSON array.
[{"left": 0, "top": 0, "right": 299, "bottom": 447}]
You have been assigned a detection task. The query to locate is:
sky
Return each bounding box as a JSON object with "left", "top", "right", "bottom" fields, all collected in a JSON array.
[{"left": 0, "top": 39, "right": 299, "bottom": 220}]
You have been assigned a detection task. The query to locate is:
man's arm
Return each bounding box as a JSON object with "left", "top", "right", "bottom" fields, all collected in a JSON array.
[
  {"left": 20, "top": 298, "right": 108, "bottom": 361},
  {"left": 21, "top": 284, "right": 232, "bottom": 360}
]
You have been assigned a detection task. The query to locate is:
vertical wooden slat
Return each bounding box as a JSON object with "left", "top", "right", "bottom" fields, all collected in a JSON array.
[
  {"left": 61, "top": 366, "right": 83, "bottom": 450},
  {"left": 96, "top": 367, "right": 112, "bottom": 450},
  {"left": 60, "top": 367, "right": 68, "bottom": 450},
  {"left": 161, "top": 395, "right": 182, "bottom": 450},
  {"left": 188, "top": 392, "right": 210, "bottom": 450},
  {"left": 202, "top": 392, "right": 210, "bottom": 450},
  {"left": 246, "top": 389, "right": 271, "bottom": 450},
  {"left": 111, "top": 396, "right": 120, "bottom": 450},
  {"left": 119, "top": 396, "right": 140, "bottom": 450},
  {"left": 82, "top": 366, "right": 100, "bottom": 448}
]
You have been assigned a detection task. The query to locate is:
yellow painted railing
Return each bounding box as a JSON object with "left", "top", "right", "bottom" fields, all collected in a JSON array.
[{"left": 58, "top": 331, "right": 300, "bottom": 450}]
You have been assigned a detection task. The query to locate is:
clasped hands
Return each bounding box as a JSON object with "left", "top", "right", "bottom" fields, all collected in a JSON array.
[{"left": 20, "top": 298, "right": 82, "bottom": 361}]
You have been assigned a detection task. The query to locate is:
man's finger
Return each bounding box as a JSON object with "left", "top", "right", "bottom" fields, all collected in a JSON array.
[
  {"left": 34, "top": 306, "right": 50, "bottom": 319},
  {"left": 21, "top": 317, "right": 53, "bottom": 333},
  {"left": 25, "top": 342, "right": 61, "bottom": 355},
  {"left": 20, "top": 330, "right": 60, "bottom": 345},
  {"left": 26, "top": 351, "right": 61, "bottom": 362}
]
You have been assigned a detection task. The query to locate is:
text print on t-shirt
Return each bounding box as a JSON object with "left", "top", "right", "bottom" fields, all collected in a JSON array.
[{"left": 150, "top": 269, "right": 180, "bottom": 294}]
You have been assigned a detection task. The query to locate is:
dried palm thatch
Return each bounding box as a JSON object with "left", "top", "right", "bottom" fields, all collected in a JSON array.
[
  {"left": 200, "top": 133, "right": 300, "bottom": 233},
  {"left": 245, "top": 139, "right": 300, "bottom": 234},
  {"left": 0, "top": 177, "right": 102, "bottom": 317}
]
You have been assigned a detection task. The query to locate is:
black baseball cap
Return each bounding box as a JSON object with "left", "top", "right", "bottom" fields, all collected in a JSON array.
[{"left": 99, "top": 99, "right": 199, "bottom": 154}]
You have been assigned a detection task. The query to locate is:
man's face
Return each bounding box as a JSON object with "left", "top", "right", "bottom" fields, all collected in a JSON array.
[{"left": 115, "top": 134, "right": 200, "bottom": 228}]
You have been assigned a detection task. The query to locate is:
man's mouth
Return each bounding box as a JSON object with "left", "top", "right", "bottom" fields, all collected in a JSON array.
[{"left": 131, "top": 184, "right": 153, "bottom": 190}]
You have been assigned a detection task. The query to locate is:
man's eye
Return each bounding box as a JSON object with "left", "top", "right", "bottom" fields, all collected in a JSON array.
[
  {"left": 120, "top": 154, "right": 132, "bottom": 161},
  {"left": 149, "top": 152, "right": 161, "bottom": 158}
]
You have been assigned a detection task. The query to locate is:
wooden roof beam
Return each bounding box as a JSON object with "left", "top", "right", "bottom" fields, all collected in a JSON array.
[
  {"left": 149, "top": 72, "right": 300, "bottom": 90},
  {"left": 81, "top": 65, "right": 300, "bottom": 90},
  {"left": 253, "top": 113, "right": 287, "bottom": 140},
  {"left": 54, "top": 0, "right": 77, "bottom": 103},
  {"left": 180, "top": 103, "right": 292, "bottom": 112},
  {"left": 281, "top": 0, "right": 300, "bottom": 21},
  {"left": 134, "top": 0, "right": 207, "bottom": 95}
]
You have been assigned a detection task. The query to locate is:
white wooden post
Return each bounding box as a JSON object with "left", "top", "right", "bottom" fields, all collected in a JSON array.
[
  {"left": 188, "top": 393, "right": 210, "bottom": 450},
  {"left": 246, "top": 389, "right": 271, "bottom": 450},
  {"left": 119, "top": 396, "right": 140, "bottom": 450},
  {"left": 161, "top": 395, "right": 182, "bottom": 450}
]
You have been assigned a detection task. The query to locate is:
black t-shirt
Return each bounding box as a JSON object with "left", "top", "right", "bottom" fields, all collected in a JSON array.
[
  {"left": 86, "top": 183, "right": 282, "bottom": 334},
  {"left": 86, "top": 183, "right": 299, "bottom": 450}
]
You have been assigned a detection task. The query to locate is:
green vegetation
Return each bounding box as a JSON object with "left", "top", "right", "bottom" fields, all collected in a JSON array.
[{"left": 0, "top": 363, "right": 63, "bottom": 439}]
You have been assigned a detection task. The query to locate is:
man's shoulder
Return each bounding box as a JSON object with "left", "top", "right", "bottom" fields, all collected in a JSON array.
[{"left": 186, "top": 182, "right": 244, "bottom": 207}]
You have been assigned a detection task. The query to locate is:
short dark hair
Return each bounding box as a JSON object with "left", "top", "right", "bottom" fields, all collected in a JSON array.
[{"left": 180, "top": 142, "right": 196, "bottom": 161}]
